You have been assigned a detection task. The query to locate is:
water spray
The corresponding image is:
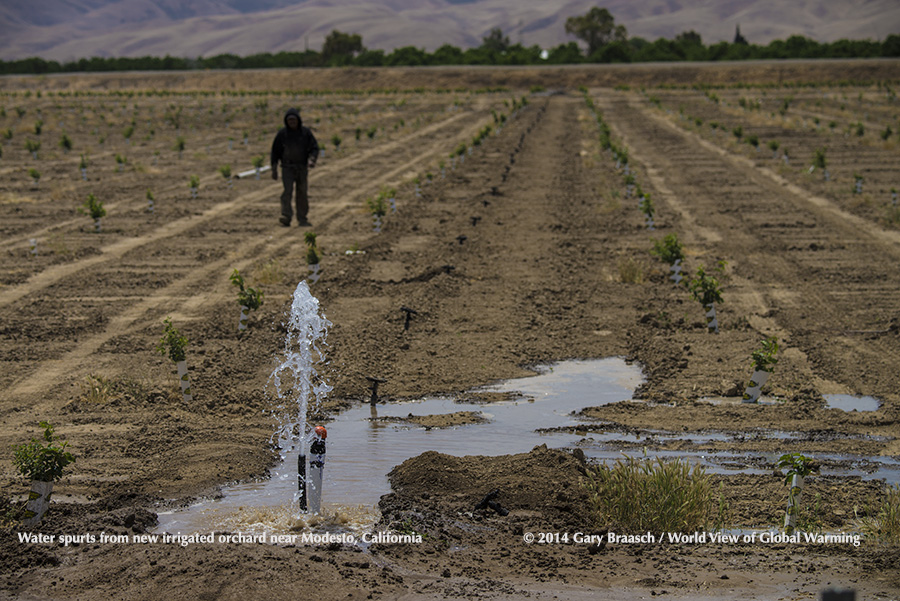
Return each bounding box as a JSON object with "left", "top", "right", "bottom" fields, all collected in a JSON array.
[{"left": 269, "top": 281, "right": 332, "bottom": 514}]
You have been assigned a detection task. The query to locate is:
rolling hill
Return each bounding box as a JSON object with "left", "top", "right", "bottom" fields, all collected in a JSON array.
[{"left": 1, "top": 0, "right": 897, "bottom": 61}]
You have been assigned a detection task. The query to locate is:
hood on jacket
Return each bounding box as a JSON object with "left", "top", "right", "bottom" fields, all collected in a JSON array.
[{"left": 284, "top": 108, "right": 302, "bottom": 129}]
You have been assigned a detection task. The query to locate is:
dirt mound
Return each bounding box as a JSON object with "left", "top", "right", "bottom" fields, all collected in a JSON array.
[{"left": 380, "top": 445, "right": 593, "bottom": 533}]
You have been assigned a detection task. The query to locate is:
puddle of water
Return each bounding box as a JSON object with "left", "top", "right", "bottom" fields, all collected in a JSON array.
[
  {"left": 824, "top": 394, "right": 881, "bottom": 412},
  {"left": 156, "top": 358, "right": 643, "bottom": 535},
  {"left": 155, "top": 358, "right": 900, "bottom": 537}
]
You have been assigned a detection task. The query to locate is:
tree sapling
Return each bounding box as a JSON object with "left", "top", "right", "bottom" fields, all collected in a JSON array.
[
  {"left": 219, "top": 165, "right": 233, "bottom": 189},
  {"left": 79, "top": 153, "right": 89, "bottom": 180},
  {"left": 305, "top": 231, "right": 322, "bottom": 283},
  {"left": 230, "top": 269, "right": 264, "bottom": 330},
  {"left": 25, "top": 138, "right": 40, "bottom": 159},
  {"left": 173, "top": 136, "right": 185, "bottom": 159},
  {"left": 28, "top": 168, "right": 40, "bottom": 188},
  {"left": 189, "top": 174, "right": 199, "bottom": 199},
  {"left": 58, "top": 133, "right": 72, "bottom": 153},
  {"left": 13, "top": 421, "right": 75, "bottom": 527},
  {"left": 157, "top": 317, "right": 192, "bottom": 401},
  {"left": 639, "top": 194, "right": 655, "bottom": 229},
  {"left": 146, "top": 188, "right": 155, "bottom": 213},
  {"left": 688, "top": 264, "right": 724, "bottom": 333},
  {"left": 767, "top": 140, "right": 780, "bottom": 159},
  {"left": 651, "top": 233, "right": 685, "bottom": 284},
  {"left": 251, "top": 154, "right": 265, "bottom": 179},
  {"left": 79, "top": 193, "right": 106, "bottom": 232},
  {"left": 742, "top": 336, "right": 778, "bottom": 403},
  {"left": 812, "top": 147, "right": 828, "bottom": 180},
  {"left": 367, "top": 194, "right": 388, "bottom": 233},
  {"left": 776, "top": 453, "right": 817, "bottom": 535}
]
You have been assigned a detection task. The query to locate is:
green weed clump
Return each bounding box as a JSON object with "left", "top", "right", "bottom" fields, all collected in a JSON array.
[{"left": 584, "top": 455, "right": 718, "bottom": 533}]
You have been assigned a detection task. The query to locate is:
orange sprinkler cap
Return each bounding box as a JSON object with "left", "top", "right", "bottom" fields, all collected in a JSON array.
[{"left": 314, "top": 425, "right": 327, "bottom": 440}]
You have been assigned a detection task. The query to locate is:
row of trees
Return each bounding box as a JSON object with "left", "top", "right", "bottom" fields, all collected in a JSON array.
[{"left": 2, "top": 9, "right": 898, "bottom": 75}]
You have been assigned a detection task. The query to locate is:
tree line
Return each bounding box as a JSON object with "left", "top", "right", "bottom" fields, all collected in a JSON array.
[{"left": 2, "top": 7, "right": 898, "bottom": 75}]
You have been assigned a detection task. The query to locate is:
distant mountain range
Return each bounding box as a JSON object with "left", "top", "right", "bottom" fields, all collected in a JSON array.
[{"left": 2, "top": 0, "right": 898, "bottom": 61}]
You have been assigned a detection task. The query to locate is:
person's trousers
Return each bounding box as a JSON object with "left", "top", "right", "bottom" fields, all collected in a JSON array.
[{"left": 280, "top": 164, "right": 309, "bottom": 222}]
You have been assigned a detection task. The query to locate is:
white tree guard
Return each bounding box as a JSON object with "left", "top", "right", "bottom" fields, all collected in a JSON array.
[
  {"left": 177, "top": 360, "right": 192, "bottom": 401},
  {"left": 704, "top": 303, "right": 719, "bottom": 333},
  {"left": 23, "top": 480, "right": 54, "bottom": 527},
  {"left": 742, "top": 369, "right": 770, "bottom": 403}
]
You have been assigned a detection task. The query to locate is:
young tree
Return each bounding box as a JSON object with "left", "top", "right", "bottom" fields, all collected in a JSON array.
[{"left": 565, "top": 7, "right": 627, "bottom": 56}]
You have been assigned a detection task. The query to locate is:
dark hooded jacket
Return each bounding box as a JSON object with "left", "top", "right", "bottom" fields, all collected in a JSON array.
[{"left": 271, "top": 108, "right": 319, "bottom": 168}]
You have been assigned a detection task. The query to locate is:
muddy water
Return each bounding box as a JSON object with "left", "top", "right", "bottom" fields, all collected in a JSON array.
[
  {"left": 824, "top": 394, "right": 881, "bottom": 412},
  {"left": 156, "top": 358, "right": 898, "bottom": 536},
  {"left": 156, "top": 358, "right": 641, "bottom": 534}
]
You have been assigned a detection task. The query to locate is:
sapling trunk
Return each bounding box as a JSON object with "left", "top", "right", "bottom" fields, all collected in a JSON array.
[
  {"left": 784, "top": 474, "right": 804, "bottom": 534},
  {"left": 176, "top": 360, "right": 192, "bottom": 402},
  {"left": 23, "top": 480, "right": 54, "bottom": 528},
  {"left": 776, "top": 453, "right": 814, "bottom": 535},
  {"left": 742, "top": 369, "right": 769, "bottom": 403},
  {"left": 669, "top": 258, "right": 683, "bottom": 284},
  {"left": 238, "top": 305, "right": 250, "bottom": 331},
  {"left": 158, "top": 317, "right": 191, "bottom": 402},
  {"left": 704, "top": 303, "right": 719, "bottom": 333},
  {"left": 29, "top": 238, "right": 37, "bottom": 256}
]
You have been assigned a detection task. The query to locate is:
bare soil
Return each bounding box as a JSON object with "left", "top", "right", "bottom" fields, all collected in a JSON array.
[{"left": 1, "top": 63, "right": 900, "bottom": 600}]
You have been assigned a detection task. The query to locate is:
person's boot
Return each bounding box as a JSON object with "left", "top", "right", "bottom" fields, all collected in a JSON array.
[{"left": 279, "top": 216, "right": 291, "bottom": 226}]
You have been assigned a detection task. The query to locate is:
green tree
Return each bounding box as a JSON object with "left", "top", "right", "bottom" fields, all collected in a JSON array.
[
  {"left": 431, "top": 44, "right": 465, "bottom": 65},
  {"left": 481, "top": 28, "right": 511, "bottom": 54},
  {"left": 322, "top": 30, "right": 363, "bottom": 65},
  {"left": 565, "top": 7, "right": 627, "bottom": 56}
]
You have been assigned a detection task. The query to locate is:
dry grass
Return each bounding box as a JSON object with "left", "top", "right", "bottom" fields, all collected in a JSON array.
[
  {"left": 254, "top": 258, "right": 285, "bottom": 285},
  {"left": 860, "top": 485, "right": 900, "bottom": 543},
  {"left": 79, "top": 373, "right": 120, "bottom": 404},
  {"left": 617, "top": 257, "right": 645, "bottom": 284}
]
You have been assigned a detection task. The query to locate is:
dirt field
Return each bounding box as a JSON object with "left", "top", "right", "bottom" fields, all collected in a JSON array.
[{"left": 2, "top": 61, "right": 900, "bottom": 600}]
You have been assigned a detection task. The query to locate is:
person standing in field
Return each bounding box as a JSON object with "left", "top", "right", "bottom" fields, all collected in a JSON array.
[{"left": 271, "top": 108, "right": 319, "bottom": 227}]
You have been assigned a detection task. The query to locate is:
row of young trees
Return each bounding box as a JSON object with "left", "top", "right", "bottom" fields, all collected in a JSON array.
[{"left": 3, "top": 17, "right": 899, "bottom": 75}]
